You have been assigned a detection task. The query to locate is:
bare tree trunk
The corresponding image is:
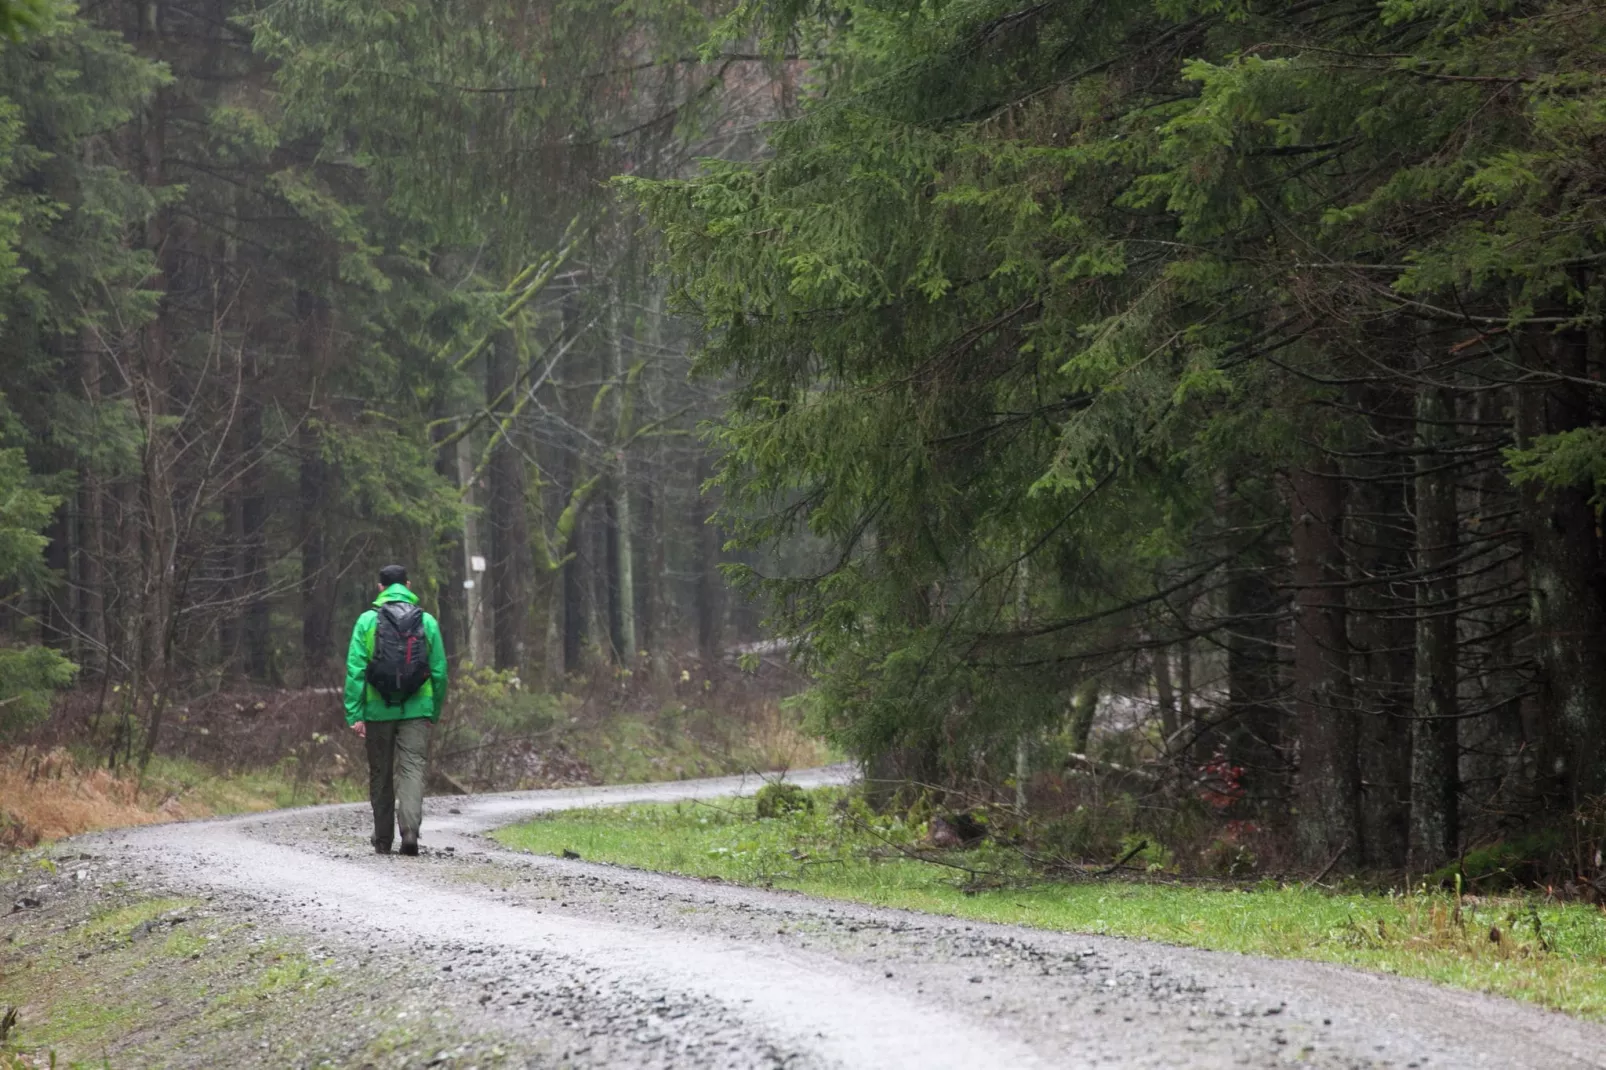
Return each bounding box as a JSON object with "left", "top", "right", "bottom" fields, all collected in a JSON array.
[
  {"left": 487, "top": 328, "right": 531, "bottom": 676},
  {"left": 1290, "top": 459, "right": 1361, "bottom": 866},
  {"left": 603, "top": 488, "right": 624, "bottom": 661},
  {"left": 456, "top": 436, "right": 488, "bottom": 667},
  {"left": 1518, "top": 324, "right": 1606, "bottom": 805},
  {"left": 608, "top": 288, "right": 637, "bottom": 663},
  {"left": 693, "top": 453, "right": 721, "bottom": 668},
  {"left": 298, "top": 293, "right": 337, "bottom": 685},
  {"left": 136, "top": 0, "right": 174, "bottom": 771},
  {"left": 1224, "top": 481, "right": 1283, "bottom": 793},
  {"left": 1461, "top": 382, "right": 1528, "bottom": 816},
  {"left": 77, "top": 333, "right": 106, "bottom": 677},
  {"left": 240, "top": 396, "right": 270, "bottom": 681},
  {"left": 299, "top": 424, "right": 333, "bottom": 684},
  {"left": 42, "top": 506, "right": 69, "bottom": 649},
  {"left": 1178, "top": 635, "right": 1195, "bottom": 743},
  {"left": 1067, "top": 680, "right": 1100, "bottom": 754},
  {"left": 1016, "top": 555, "right": 1033, "bottom": 808},
  {"left": 1154, "top": 644, "right": 1179, "bottom": 744},
  {"left": 614, "top": 468, "right": 637, "bottom": 662},
  {"left": 1349, "top": 378, "right": 1414, "bottom": 872},
  {"left": 638, "top": 464, "right": 663, "bottom": 677},
  {"left": 562, "top": 507, "right": 587, "bottom": 675},
  {"left": 1409, "top": 373, "right": 1460, "bottom": 870}
]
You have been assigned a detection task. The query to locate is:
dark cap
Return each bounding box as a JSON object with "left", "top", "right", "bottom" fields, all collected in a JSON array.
[{"left": 378, "top": 564, "right": 408, "bottom": 586}]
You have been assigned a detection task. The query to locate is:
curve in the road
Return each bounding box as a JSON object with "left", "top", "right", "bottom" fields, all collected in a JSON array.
[{"left": 97, "top": 769, "right": 1606, "bottom": 1070}]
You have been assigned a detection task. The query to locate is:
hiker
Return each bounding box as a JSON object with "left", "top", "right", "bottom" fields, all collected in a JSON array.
[{"left": 344, "top": 564, "right": 448, "bottom": 855}]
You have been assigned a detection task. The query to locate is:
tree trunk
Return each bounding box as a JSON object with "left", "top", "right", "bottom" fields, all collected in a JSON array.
[
  {"left": 614, "top": 468, "right": 637, "bottom": 663},
  {"left": 693, "top": 453, "right": 721, "bottom": 668},
  {"left": 298, "top": 293, "right": 337, "bottom": 685},
  {"left": 41, "top": 506, "right": 70, "bottom": 649},
  {"left": 1224, "top": 480, "right": 1283, "bottom": 795},
  {"left": 607, "top": 290, "right": 637, "bottom": 664},
  {"left": 1067, "top": 680, "right": 1100, "bottom": 754},
  {"left": 562, "top": 504, "right": 587, "bottom": 675},
  {"left": 1289, "top": 459, "right": 1361, "bottom": 866},
  {"left": 299, "top": 425, "right": 333, "bottom": 684},
  {"left": 1463, "top": 381, "right": 1529, "bottom": 817},
  {"left": 1178, "top": 634, "right": 1195, "bottom": 744},
  {"left": 603, "top": 487, "right": 624, "bottom": 661},
  {"left": 1349, "top": 377, "right": 1414, "bottom": 872},
  {"left": 456, "top": 436, "right": 488, "bottom": 668},
  {"left": 1154, "top": 644, "right": 1179, "bottom": 744},
  {"left": 487, "top": 328, "right": 531, "bottom": 676},
  {"left": 136, "top": 0, "right": 174, "bottom": 771},
  {"left": 239, "top": 396, "right": 270, "bottom": 681},
  {"left": 432, "top": 411, "right": 462, "bottom": 673},
  {"left": 1518, "top": 324, "right": 1606, "bottom": 805},
  {"left": 639, "top": 466, "right": 664, "bottom": 679},
  {"left": 77, "top": 334, "right": 106, "bottom": 677},
  {"left": 1409, "top": 375, "right": 1460, "bottom": 871}
]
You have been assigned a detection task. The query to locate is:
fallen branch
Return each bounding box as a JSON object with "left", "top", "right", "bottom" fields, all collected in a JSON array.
[
  {"left": 1300, "top": 838, "right": 1350, "bottom": 892},
  {"left": 1063, "top": 752, "right": 1160, "bottom": 782},
  {"left": 1095, "top": 839, "right": 1148, "bottom": 877},
  {"left": 847, "top": 815, "right": 1012, "bottom": 882}
]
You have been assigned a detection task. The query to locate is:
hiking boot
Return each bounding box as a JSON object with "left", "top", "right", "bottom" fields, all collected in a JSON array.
[
  {"left": 399, "top": 831, "right": 419, "bottom": 856},
  {"left": 372, "top": 838, "right": 392, "bottom": 855}
]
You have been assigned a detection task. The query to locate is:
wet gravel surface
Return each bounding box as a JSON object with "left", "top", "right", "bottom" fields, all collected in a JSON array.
[{"left": 71, "top": 770, "right": 1606, "bottom": 1069}]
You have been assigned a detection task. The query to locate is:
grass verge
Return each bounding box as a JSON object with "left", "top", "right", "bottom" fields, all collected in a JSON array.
[
  {"left": 492, "top": 786, "right": 1606, "bottom": 1020},
  {"left": 0, "top": 869, "right": 509, "bottom": 1070}
]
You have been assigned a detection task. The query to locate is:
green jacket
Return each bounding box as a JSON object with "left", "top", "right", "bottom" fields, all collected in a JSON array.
[{"left": 343, "top": 584, "right": 448, "bottom": 724}]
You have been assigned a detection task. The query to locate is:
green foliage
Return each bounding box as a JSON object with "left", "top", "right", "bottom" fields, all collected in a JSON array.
[
  {"left": 0, "top": 440, "right": 49, "bottom": 581},
  {"left": 0, "top": 0, "right": 49, "bottom": 42},
  {"left": 755, "top": 780, "right": 814, "bottom": 818},
  {"left": 0, "top": 4, "right": 157, "bottom": 735},
  {"left": 1118, "top": 831, "right": 1175, "bottom": 873},
  {"left": 0, "top": 641, "right": 75, "bottom": 733},
  {"left": 1429, "top": 831, "right": 1568, "bottom": 891},
  {"left": 0, "top": 410, "right": 73, "bottom": 734},
  {"left": 631, "top": 0, "right": 1606, "bottom": 782},
  {"left": 1507, "top": 430, "right": 1606, "bottom": 509},
  {"left": 448, "top": 664, "right": 565, "bottom": 736},
  {"left": 253, "top": 0, "right": 727, "bottom": 248},
  {"left": 630, "top": 0, "right": 1241, "bottom": 773}
]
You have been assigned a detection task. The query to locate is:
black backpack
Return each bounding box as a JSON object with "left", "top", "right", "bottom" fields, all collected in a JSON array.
[{"left": 366, "top": 601, "right": 431, "bottom": 706}]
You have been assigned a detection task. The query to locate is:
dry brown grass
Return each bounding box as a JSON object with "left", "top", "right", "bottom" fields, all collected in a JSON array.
[
  {"left": 741, "top": 701, "right": 833, "bottom": 773},
  {"left": 0, "top": 747, "right": 201, "bottom": 848}
]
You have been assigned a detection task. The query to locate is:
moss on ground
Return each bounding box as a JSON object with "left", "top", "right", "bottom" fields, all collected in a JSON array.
[{"left": 492, "top": 787, "right": 1606, "bottom": 1021}]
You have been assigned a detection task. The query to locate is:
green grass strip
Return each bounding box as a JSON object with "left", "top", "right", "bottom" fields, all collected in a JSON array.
[{"left": 492, "top": 788, "right": 1606, "bottom": 1020}]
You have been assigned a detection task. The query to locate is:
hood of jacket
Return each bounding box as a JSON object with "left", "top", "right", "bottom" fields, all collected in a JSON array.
[{"left": 373, "top": 583, "right": 419, "bottom": 607}]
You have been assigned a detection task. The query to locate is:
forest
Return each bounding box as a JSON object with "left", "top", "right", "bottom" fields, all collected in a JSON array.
[{"left": 0, "top": 0, "right": 1603, "bottom": 880}]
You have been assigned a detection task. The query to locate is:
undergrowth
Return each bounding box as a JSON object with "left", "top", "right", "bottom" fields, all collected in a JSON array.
[
  {"left": 0, "top": 747, "right": 366, "bottom": 848},
  {"left": 493, "top": 786, "right": 1606, "bottom": 1020}
]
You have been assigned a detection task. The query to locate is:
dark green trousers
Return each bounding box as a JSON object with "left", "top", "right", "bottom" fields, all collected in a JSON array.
[{"left": 365, "top": 717, "right": 431, "bottom": 845}]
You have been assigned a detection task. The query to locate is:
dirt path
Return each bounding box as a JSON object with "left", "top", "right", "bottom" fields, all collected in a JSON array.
[{"left": 60, "top": 770, "right": 1606, "bottom": 1068}]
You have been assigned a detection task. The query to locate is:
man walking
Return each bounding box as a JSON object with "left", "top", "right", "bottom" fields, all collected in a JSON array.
[{"left": 344, "top": 564, "right": 447, "bottom": 855}]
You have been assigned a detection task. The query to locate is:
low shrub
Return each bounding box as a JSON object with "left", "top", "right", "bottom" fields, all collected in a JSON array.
[{"left": 755, "top": 781, "right": 814, "bottom": 819}]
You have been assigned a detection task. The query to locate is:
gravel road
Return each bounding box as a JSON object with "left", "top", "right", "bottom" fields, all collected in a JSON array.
[{"left": 70, "top": 769, "right": 1606, "bottom": 1069}]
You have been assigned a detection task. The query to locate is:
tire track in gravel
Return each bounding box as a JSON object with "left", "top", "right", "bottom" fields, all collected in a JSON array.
[{"left": 96, "top": 769, "right": 1606, "bottom": 1069}]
